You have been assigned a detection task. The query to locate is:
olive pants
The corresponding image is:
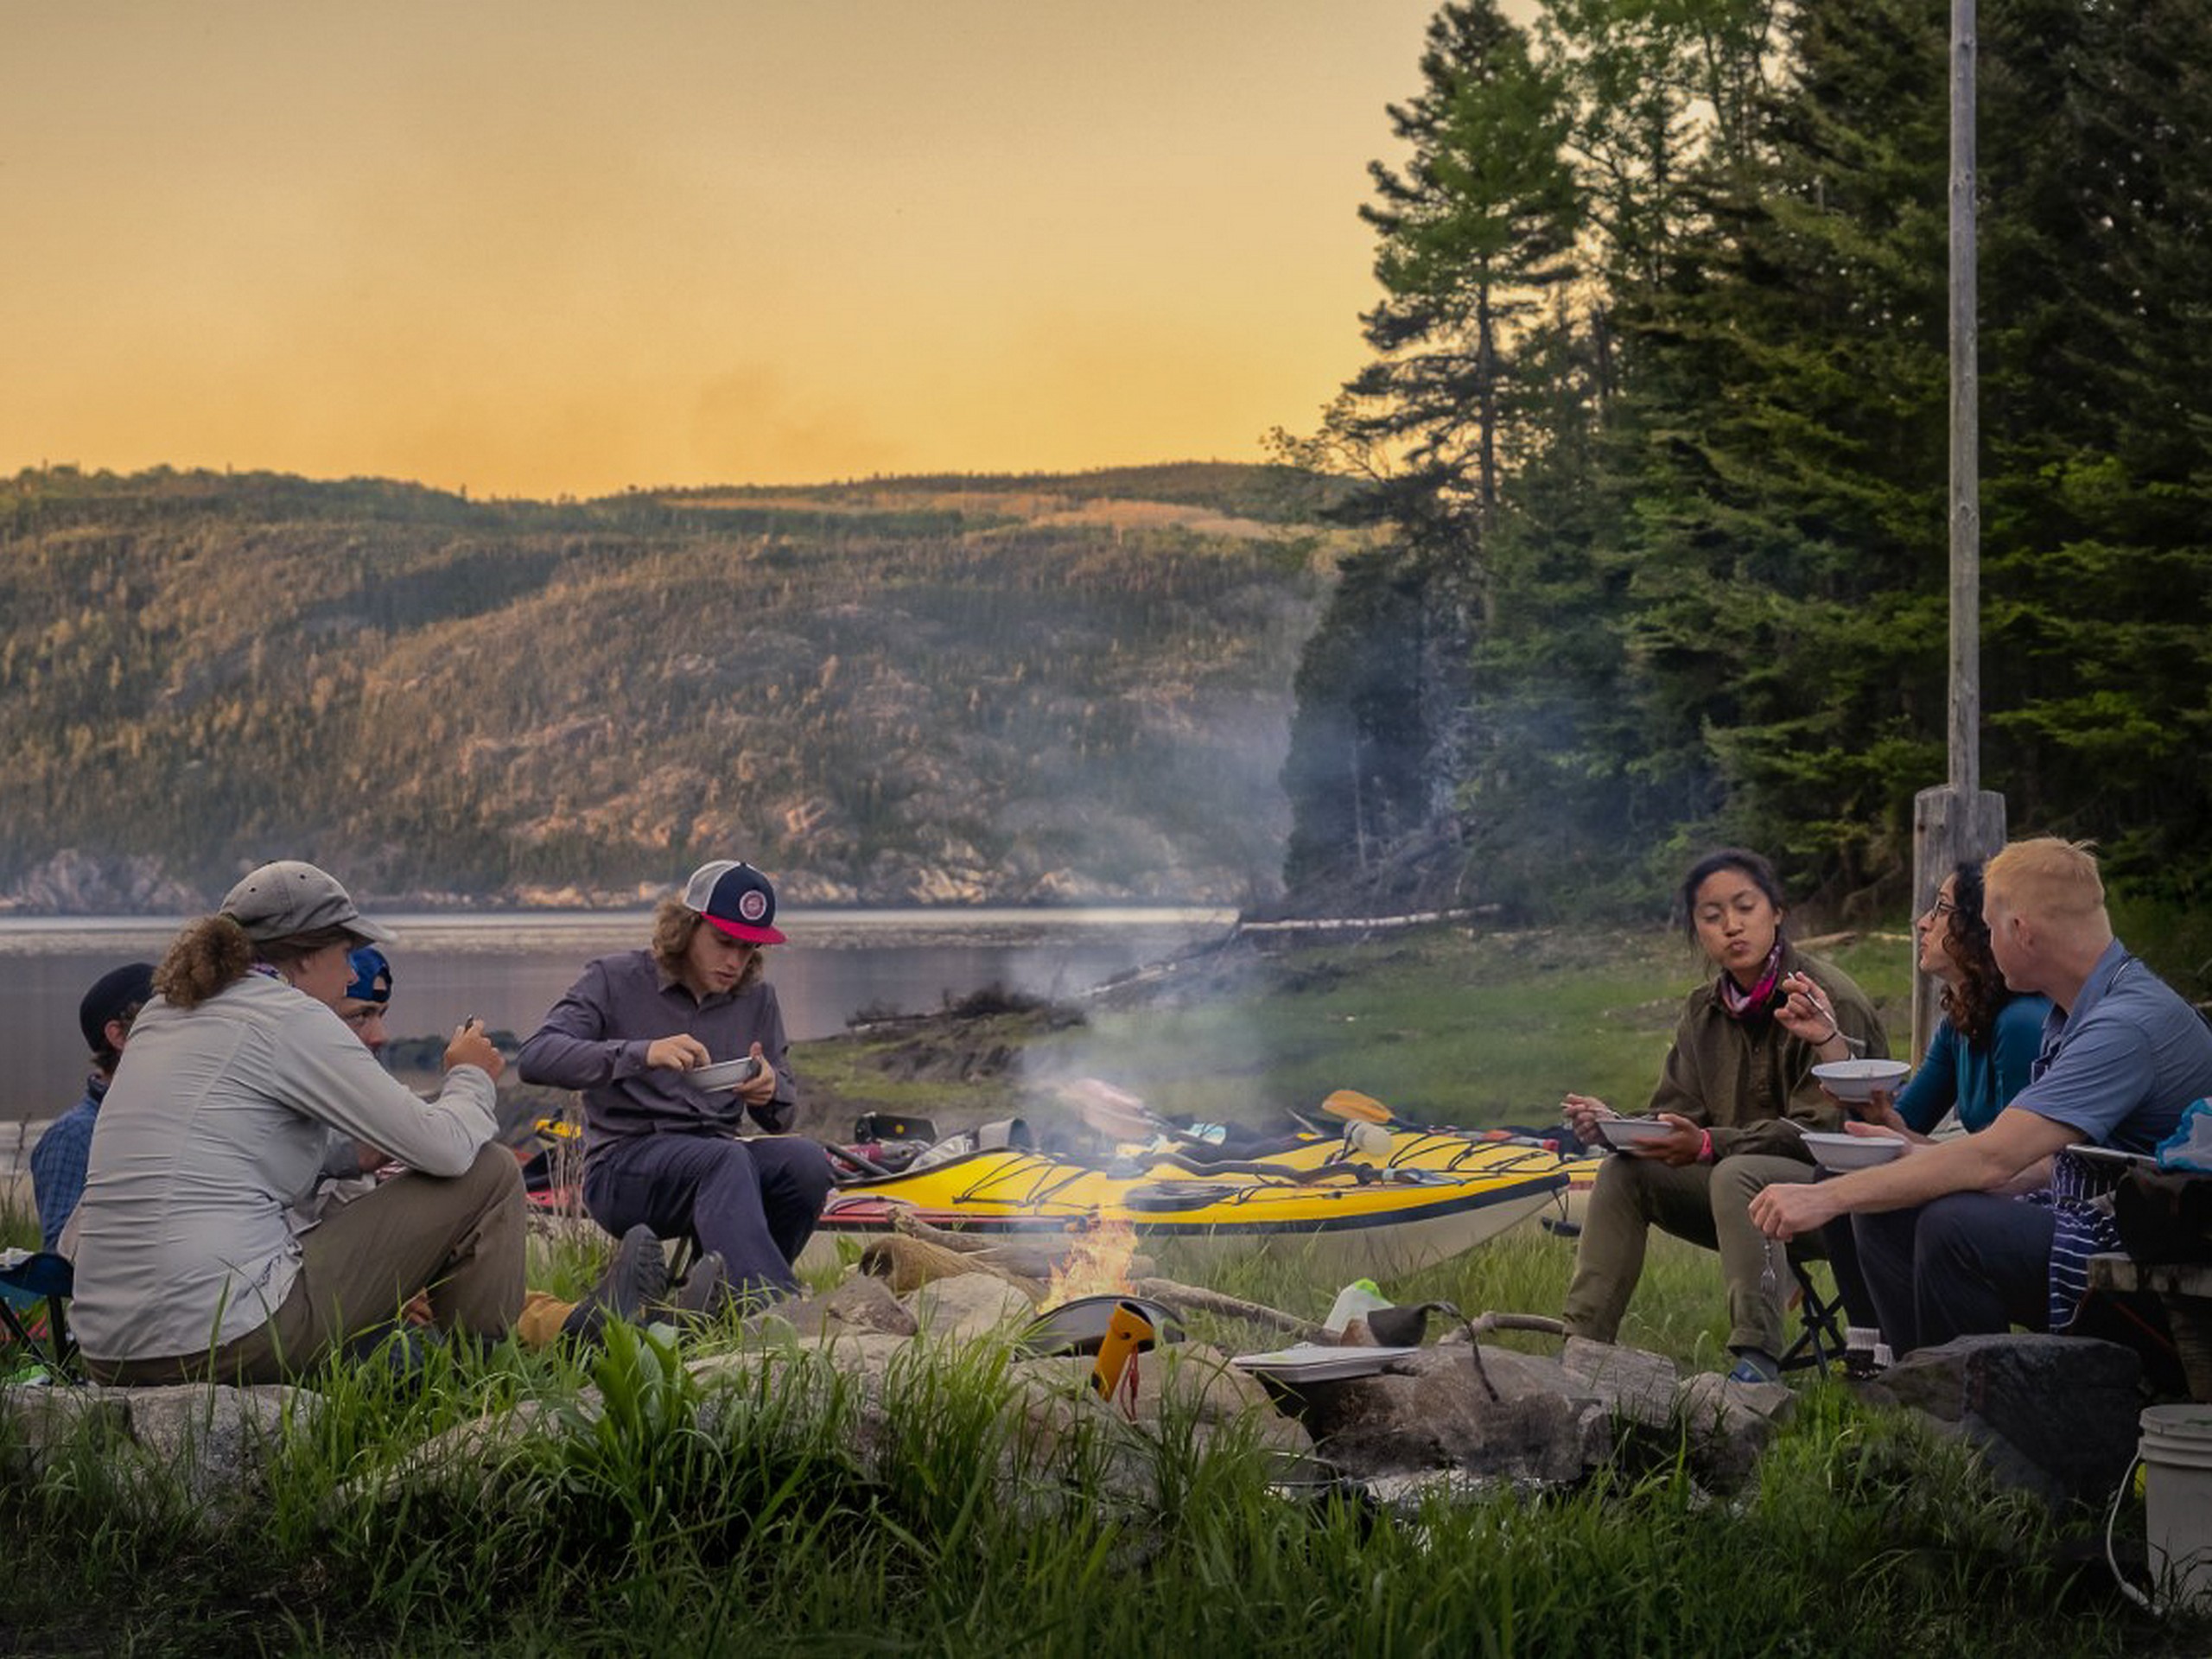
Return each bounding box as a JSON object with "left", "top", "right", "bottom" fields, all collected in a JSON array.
[
  {"left": 92, "top": 1142, "right": 526, "bottom": 1386},
  {"left": 1562, "top": 1151, "right": 1816, "bottom": 1357}
]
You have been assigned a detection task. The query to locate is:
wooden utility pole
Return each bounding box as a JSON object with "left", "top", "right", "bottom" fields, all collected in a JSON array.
[{"left": 1912, "top": 0, "right": 2006, "bottom": 1059}]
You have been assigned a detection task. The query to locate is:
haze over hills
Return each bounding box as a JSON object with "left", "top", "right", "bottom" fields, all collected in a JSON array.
[{"left": 0, "top": 463, "right": 1353, "bottom": 914}]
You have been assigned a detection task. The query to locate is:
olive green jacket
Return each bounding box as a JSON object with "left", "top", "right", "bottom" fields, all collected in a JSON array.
[{"left": 1645, "top": 944, "right": 1888, "bottom": 1161}]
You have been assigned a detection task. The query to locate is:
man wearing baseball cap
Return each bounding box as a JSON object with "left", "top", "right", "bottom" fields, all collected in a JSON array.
[
  {"left": 518, "top": 858, "right": 830, "bottom": 1307},
  {"left": 29, "top": 961, "right": 156, "bottom": 1251}
]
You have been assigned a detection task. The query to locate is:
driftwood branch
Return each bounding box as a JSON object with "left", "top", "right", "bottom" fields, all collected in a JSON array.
[
  {"left": 1130, "top": 1277, "right": 1319, "bottom": 1339},
  {"left": 887, "top": 1211, "right": 1063, "bottom": 1281},
  {"left": 1234, "top": 908, "right": 1489, "bottom": 935}
]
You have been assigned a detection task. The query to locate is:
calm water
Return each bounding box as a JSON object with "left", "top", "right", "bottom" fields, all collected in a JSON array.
[{"left": 0, "top": 908, "right": 1234, "bottom": 1122}]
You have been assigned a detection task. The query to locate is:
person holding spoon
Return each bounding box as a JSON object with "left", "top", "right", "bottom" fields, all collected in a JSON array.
[
  {"left": 518, "top": 859, "right": 830, "bottom": 1307},
  {"left": 1560, "top": 849, "right": 1887, "bottom": 1383},
  {"left": 1752, "top": 838, "right": 2212, "bottom": 1356}
]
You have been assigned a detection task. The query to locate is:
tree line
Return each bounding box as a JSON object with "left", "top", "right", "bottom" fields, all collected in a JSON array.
[{"left": 1279, "top": 0, "right": 2212, "bottom": 921}]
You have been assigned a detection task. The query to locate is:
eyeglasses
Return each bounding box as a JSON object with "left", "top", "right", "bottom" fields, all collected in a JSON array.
[{"left": 1926, "top": 897, "right": 1960, "bottom": 919}]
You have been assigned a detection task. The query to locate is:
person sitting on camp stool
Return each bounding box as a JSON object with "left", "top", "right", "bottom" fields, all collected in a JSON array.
[
  {"left": 518, "top": 860, "right": 833, "bottom": 1310},
  {"left": 1752, "top": 837, "right": 2212, "bottom": 1355},
  {"left": 1560, "top": 849, "right": 1887, "bottom": 1384},
  {"left": 30, "top": 961, "right": 156, "bottom": 1253}
]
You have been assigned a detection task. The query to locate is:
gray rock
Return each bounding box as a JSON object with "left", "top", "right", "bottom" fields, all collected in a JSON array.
[
  {"left": 1560, "top": 1336, "right": 1680, "bottom": 1430},
  {"left": 1675, "top": 1371, "right": 1795, "bottom": 1491},
  {"left": 0, "top": 1384, "right": 130, "bottom": 1478},
  {"left": 1290, "top": 1344, "right": 1597, "bottom": 1485},
  {"left": 1858, "top": 1333, "right": 2141, "bottom": 1511},
  {"left": 780, "top": 1273, "right": 921, "bottom": 1338},
  {"left": 108, "top": 1383, "right": 319, "bottom": 1511},
  {"left": 331, "top": 1400, "right": 567, "bottom": 1512},
  {"left": 1008, "top": 1343, "right": 1313, "bottom": 1458},
  {"left": 906, "top": 1274, "right": 1039, "bottom": 1340}
]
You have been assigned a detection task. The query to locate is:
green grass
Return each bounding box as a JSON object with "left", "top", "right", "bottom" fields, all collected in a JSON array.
[
  {"left": 2, "top": 923, "right": 2201, "bottom": 1656},
  {"left": 2, "top": 1297, "right": 2188, "bottom": 1656},
  {"left": 810, "top": 922, "right": 1916, "bottom": 1142}
]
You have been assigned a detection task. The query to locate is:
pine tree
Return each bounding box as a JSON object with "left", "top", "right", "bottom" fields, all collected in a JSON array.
[
  {"left": 1280, "top": 0, "right": 1582, "bottom": 901},
  {"left": 1598, "top": 0, "right": 1955, "bottom": 899}
]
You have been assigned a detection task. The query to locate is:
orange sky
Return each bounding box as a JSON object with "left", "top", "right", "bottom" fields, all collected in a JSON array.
[{"left": 0, "top": 2, "right": 1522, "bottom": 499}]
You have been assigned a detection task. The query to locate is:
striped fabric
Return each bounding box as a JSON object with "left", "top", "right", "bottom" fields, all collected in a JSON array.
[{"left": 2034, "top": 1147, "right": 2127, "bottom": 1332}]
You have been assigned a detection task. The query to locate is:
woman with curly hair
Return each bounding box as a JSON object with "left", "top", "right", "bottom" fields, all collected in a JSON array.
[
  {"left": 1853, "top": 860, "right": 2050, "bottom": 1141},
  {"left": 1822, "top": 859, "right": 2051, "bottom": 1338}
]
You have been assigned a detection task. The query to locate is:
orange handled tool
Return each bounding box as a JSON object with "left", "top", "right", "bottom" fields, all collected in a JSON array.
[{"left": 1089, "top": 1300, "right": 1156, "bottom": 1403}]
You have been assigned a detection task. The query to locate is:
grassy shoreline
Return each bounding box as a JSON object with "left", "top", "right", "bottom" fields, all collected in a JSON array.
[{"left": 792, "top": 920, "right": 1918, "bottom": 1146}]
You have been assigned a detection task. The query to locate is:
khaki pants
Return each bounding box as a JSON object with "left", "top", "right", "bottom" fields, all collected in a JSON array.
[
  {"left": 1562, "top": 1152, "right": 1816, "bottom": 1357},
  {"left": 93, "top": 1143, "right": 526, "bottom": 1386}
]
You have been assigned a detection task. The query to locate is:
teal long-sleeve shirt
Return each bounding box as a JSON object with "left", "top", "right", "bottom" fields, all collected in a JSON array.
[{"left": 1890, "top": 994, "right": 2051, "bottom": 1135}]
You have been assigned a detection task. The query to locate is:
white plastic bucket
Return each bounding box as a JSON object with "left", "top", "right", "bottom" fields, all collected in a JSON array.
[{"left": 2140, "top": 1406, "right": 2212, "bottom": 1610}]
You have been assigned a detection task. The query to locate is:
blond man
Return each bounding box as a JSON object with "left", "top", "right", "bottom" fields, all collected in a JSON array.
[{"left": 1751, "top": 838, "right": 2212, "bottom": 1353}]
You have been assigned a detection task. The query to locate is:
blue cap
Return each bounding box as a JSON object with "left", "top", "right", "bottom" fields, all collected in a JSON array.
[{"left": 345, "top": 945, "right": 393, "bottom": 1004}]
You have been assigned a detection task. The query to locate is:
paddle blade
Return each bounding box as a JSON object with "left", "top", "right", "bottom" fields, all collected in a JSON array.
[
  {"left": 1321, "top": 1088, "right": 1394, "bottom": 1125},
  {"left": 1058, "top": 1077, "right": 1158, "bottom": 1143}
]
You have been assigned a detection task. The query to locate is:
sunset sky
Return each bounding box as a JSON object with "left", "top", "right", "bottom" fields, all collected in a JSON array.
[{"left": 1, "top": 1, "right": 1504, "bottom": 500}]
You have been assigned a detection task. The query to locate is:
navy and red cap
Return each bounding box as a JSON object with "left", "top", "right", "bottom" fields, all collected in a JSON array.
[{"left": 680, "top": 860, "right": 786, "bottom": 945}]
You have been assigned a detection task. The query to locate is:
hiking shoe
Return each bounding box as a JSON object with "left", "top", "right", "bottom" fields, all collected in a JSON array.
[
  {"left": 1726, "top": 1348, "right": 1783, "bottom": 1385},
  {"left": 655, "top": 1252, "right": 731, "bottom": 1324},
  {"left": 560, "top": 1224, "right": 670, "bottom": 1345}
]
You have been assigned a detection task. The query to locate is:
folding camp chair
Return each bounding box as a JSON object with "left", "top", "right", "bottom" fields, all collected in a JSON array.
[
  {"left": 0, "top": 1250, "right": 79, "bottom": 1381},
  {"left": 1777, "top": 1252, "right": 1849, "bottom": 1374}
]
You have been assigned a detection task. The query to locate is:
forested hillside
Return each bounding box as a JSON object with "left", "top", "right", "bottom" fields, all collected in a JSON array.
[
  {"left": 0, "top": 464, "right": 1338, "bottom": 911},
  {"left": 1282, "top": 0, "right": 2212, "bottom": 918}
]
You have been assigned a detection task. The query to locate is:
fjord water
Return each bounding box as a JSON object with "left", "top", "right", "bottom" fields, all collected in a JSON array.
[{"left": 0, "top": 908, "right": 1233, "bottom": 1122}]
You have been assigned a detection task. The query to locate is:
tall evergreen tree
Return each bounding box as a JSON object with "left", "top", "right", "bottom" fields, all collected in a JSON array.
[
  {"left": 1280, "top": 0, "right": 1581, "bottom": 901},
  {"left": 1599, "top": 0, "right": 1955, "bottom": 900},
  {"left": 1975, "top": 0, "right": 2212, "bottom": 893}
]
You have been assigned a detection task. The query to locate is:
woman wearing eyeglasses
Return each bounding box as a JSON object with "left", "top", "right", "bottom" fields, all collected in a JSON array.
[
  {"left": 1848, "top": 861, "right": 2050, "bottom": 1141},
  {"left": 1821, "top": 860, "right": 2050, "bottom": 1337}
]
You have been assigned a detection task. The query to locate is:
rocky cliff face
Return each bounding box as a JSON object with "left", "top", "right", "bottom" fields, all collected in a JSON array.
[{"left": 0, "top": 850, "right": 202, "bottom": 916}]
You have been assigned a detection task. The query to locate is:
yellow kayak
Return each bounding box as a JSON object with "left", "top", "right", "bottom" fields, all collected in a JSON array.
[
  {"left": 1264, "top": 1125, "right": 1602, "bottom": 1228},
  {"left": 808, "top": 1139, "right": 1571, "bottom": 1279}
]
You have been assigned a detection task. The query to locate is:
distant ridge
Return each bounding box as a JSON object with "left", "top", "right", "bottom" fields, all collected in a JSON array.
[{"left": 0, "top": 462, "right": 1352, "bottom": 913}]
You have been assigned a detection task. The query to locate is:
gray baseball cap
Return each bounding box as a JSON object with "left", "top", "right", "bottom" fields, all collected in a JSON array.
[{"left": 219, "top": 861, "right": 391, "bottom": 946}]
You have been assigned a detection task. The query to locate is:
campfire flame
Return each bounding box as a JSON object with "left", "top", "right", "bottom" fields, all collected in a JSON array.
[{"left": 1046, "top": 1213, "right": 1141, "bottom": 1304}]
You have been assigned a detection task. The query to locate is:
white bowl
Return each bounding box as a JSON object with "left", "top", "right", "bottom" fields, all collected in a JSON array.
[
  {"left": 692, "top": 1057, "right": 761, "bottom": 1092},
  {"left": 1594, "top": 1117, "right": 1675, "bottom": 1152},
  {"left": 1811, "top": 1058, "right": 1911, "bottom": 1103},
  {"left": 1802, "top": 1130, "right": 1908, "bottom": 1171}
]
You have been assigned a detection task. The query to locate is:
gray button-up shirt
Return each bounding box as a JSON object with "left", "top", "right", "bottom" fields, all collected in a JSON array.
[{"left": 516, "top": 949, "right": 796, "bottom": 1158}]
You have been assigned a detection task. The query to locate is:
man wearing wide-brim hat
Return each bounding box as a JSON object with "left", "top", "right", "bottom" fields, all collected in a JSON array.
[{"left": 518, "top": 860, "right": 832, "bottom": 1308}]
